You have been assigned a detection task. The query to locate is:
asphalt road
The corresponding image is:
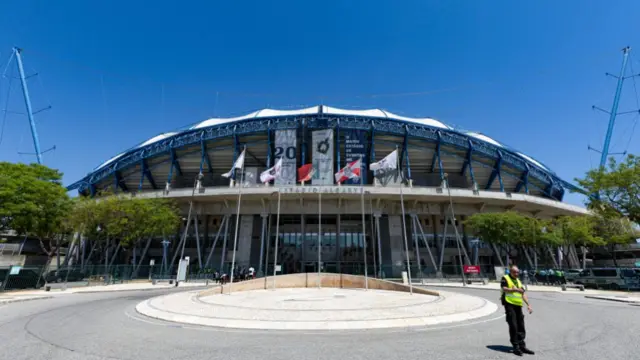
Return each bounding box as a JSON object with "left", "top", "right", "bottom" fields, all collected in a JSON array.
[{"left": 0, "top": 286, "right": 638, "bottom": 360}]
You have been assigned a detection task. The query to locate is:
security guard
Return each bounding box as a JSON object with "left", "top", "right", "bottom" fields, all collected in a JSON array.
[{"left": 501, "top": 265, "right": 534, "bottom": 356}]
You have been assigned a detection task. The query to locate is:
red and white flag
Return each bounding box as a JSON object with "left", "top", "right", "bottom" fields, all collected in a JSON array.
[
  {"left": 297, "top": 163, "right": 314, "bottom": 183},
  {"left": 335, "top": 158, "right": 362, "bottom": 184},
  {"left": 259, "top": 158, "right": 283, "bottom": 183}
]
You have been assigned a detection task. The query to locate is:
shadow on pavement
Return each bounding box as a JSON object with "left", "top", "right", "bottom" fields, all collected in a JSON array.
[{"left": 486, "top": 345, "right": 513, "bottom": 353}]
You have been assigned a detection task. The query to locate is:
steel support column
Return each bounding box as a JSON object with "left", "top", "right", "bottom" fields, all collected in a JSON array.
[
  {"left": 231, "top": 134, "right": 239, "bottom": 181},
  {"left": 430, "top": 132, "right": 444, "bottom": 182},
  {"left": 219, "top": 215, "right": 230, "bottom": 271},
  {"left": 403, "top": 128, "right": 412, "bottom": 184},
  {"left": 514, "top": 163, "right": 530, "bottom": 194},
  {"left": 113, "top": 170, "right": 128, "bottom": 193},
  {"left": 461, "top": 140, "right": 478, "bottom": 190},
  {"left": 139, "top": 159, "right": 157, "bottom": 190},
  {"left": 194, "top": 210, "right": 203, "bottom": 269},
  {"left": 258, "top": 213, "right": 268, "bottom": 277},
  {"left": 410, "top": 213, "right": 421, "bottom": 275},
  {"left": 204, "top": 215, "right": 228, "bottom": 268},
  {"left": 336, "top": 121, "right": 341, "bottom": 172},
  {"left": 414, "top": 214, "right": 437, "bottom": 270},
  {"left": 374, "top": 212, "right": 383, "bottom": 278},
  {"left": 200, "top": 138, "right": 213, "bottom": 175},
  {"left": 545, "top": 175, "right": 556, "bottom": 199},
  {"left": 369, "top": 123, "right": 376, "bottom": 185},
  {"left": 301, "top": 119, "right": 307, "bottom": 165},
  {"left": 167, "top": 147, "right": 182, "bottom": 186},
  {"left": 485, "top": 151, "right": 504, "bottom": 191},
  {"left": 266, "top": 128, "right": 273, "bottom": 168}
]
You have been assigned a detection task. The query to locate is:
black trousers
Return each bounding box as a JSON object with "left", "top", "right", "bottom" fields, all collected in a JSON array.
[{"left": 504, "top": 303, "right": 526, "bottom": 347}]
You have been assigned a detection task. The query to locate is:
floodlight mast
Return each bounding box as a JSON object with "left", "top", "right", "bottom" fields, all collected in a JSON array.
[{"left": 13, "top": 47, "right": 43, "bottom": 164}]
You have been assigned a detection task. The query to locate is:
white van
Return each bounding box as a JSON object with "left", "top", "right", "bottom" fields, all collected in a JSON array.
[{"left": 574, "top": 268, "right": 640, "bottom": 290}]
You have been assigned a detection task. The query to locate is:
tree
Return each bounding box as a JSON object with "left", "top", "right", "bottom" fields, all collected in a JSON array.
[
  {"left": 68, "top": 195, "right": 181, "bottom": 270},
  {"left": 464, "top": 212, "right": 535, "bottom": 266},
  {"left": 541, "top": 216, "right": 603, "bottom": 268},
  {"left": 0, "top": 162, "right": 72, "bottom": 260},
  {"left": 576, "top": 154, "right": 640, "bottom": 223},
  {"left": 591, "top": 214, "right": 639, "bottom": 267}
]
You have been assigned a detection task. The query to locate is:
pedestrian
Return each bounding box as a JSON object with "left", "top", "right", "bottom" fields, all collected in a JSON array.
[{"left": 501, "top": 265, "right": 534, "bottom": 356}]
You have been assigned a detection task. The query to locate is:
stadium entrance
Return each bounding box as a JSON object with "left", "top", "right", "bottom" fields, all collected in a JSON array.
[{"left": 264, "top": 215, "right": 375, "bottom": 276}]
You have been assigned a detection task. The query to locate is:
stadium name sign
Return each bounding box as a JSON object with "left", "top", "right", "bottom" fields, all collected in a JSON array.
[{"left": 278, "top": 186, "right": 364, "bottom": 194}]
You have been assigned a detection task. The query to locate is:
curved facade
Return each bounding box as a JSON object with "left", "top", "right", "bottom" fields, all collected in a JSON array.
[
  {"left": 69, "top": 105, "right": 577, "bottom": 198},
  {"left": 68, "top": 106, "right": 588, "bottom": 276}
]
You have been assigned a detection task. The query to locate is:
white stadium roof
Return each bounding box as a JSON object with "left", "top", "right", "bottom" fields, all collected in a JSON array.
[{"left": 92, "top": 105, "right": 552, "bottom": 174}]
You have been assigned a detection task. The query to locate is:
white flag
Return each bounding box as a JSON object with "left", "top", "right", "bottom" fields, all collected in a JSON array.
[
  {"left": 369, "top": 149, "right": 398, "bottom": 172},
  {"left": 221, "top": 149, "right": 246, "bottom": 178},
  {"left": 260, "top": 158, "right": 283, "bottom": 183}
]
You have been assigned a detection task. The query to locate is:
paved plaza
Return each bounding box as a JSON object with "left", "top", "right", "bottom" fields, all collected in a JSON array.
[
  {"left": 0, "top": 284, "right": 638, "bottom": 360},
  {"left": 137, "top": 287, "right": 498, "bottom": 330}
]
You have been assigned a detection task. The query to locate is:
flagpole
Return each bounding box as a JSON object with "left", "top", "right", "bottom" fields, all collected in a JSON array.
[
  {"left": 359, "top": 157, "right": 369, "bottom": 290},
  {"left": 318, "top": 190, "right": 322, "bottom": 288},
  {"left": 272, "top": 189, "right": 281, "bottom": 289},
  {"left": 397, "top": 147, "right": 413, "bottom": 294},
  {"left": 228, "top": 146, "right": 246, "bottom": 295}
]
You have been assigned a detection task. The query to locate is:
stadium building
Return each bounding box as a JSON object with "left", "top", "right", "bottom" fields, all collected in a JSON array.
[{"left": 68, "top": 106, "right": 589, "bottom": 277}]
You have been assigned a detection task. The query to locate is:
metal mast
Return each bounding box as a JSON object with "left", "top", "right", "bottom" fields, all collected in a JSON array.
[
  {"left": 598, "top": 47, "right": 630, "bottom": 168},
  {"left": 13, "top": 47, "right": 43, "bottom": 164}
]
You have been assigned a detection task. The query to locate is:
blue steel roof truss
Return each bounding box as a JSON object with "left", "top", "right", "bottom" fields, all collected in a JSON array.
[
  {"left": 402, "top": 127, "right": 412, "bottom": 182},
  {"left": 70, "top": 114, "right": 581, "bottom": 200},
  {"left": 113, "top": 170, "right": 128, "bottom": 193},
  {"left": 514, "top": 163, "right": 530, "bottom": 194},
  {"left": 485, "top": 151, "right": 504, "bottom": 192},
  {"left": 460, "top": 140, "right": 478, "bottom": 189},
  {"left": 200, "top": 137, "right": 214, "bottom": 175}
]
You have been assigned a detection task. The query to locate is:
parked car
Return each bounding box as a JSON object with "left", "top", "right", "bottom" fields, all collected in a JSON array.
[
  {"left": 564, "top": 269, "right": 583, "bottom": 283},
  {"left": 44, "top": 269, "right": 86, "bottom": 283},
  {"left": 574, "top": 268, "right": 640, "bottom": 290},
  {"left": 0, "top": 268, "right": 45, "bottom": 290}
]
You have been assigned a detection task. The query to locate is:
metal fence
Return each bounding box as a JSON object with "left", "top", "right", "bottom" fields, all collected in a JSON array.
[{"left": 1, "top": 262, "right": 638, "bottom": 292}]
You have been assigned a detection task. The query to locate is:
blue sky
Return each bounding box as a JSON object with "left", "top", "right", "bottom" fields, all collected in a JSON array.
[{"left": 1, "top": 1, "right": 639, "bottom": 206}]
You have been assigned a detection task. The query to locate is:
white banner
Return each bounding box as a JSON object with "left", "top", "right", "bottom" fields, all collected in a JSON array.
[
  {"left": 312, "top": 129, "right": 334, "bottom": 185},
  {"left": 274, "top": 130, "right": 297, "bottom": 185}
]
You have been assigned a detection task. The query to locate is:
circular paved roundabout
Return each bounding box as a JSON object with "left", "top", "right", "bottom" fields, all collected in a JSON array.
[
  {"left": 0, "top": 287, "right": 638, "bottom": 360},
  {"left": 136, "top": 287, "right": 497, "bottom": 330}
]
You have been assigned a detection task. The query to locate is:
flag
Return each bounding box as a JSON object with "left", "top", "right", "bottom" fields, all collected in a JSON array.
[
  {"left": 369, "top": 149, "right": 398, "bottom": 172},
  {"left": 221, "top": 149, "right": 246, "bottom": 178},
  {"left": 260, "top": 158, "right": 283, "bottom": 183},
  {"left": 297, "top": 163, "right": 314, "bottom": 182},
  {"left": 335, "top": 158, "right": 362, "bottom": 184}
]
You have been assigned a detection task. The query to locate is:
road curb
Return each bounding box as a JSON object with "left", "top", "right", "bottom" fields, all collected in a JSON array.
[
  {"left": 71, "top": 284, "right": 212, "bottom": 294},
  {"left": 584, "top": 295, "right": 640, "bottom": 304},
  {"left": 0, "top": 296, "right": 54, "bottom": 305},
  {"left": 135, "top": 289, "right": 499, "bottom": 331},
  {"left": 420, "top": 284, "right": 562, "bottom": 294}
]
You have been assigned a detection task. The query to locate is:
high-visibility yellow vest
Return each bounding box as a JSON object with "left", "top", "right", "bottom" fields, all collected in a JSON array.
[{"left": 502, "top": 275, "right": 523, "bottom": 307}]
